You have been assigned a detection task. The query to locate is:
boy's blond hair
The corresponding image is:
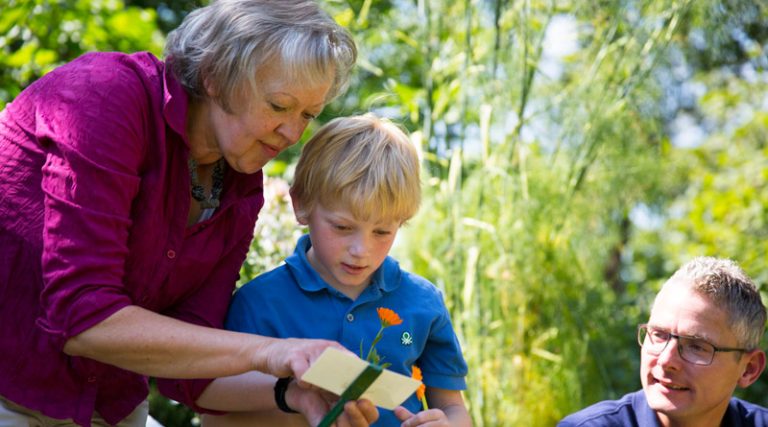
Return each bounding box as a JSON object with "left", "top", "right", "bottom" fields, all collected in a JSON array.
[{"left": 290, "top": 114, "right": 421, "bottom": 223}]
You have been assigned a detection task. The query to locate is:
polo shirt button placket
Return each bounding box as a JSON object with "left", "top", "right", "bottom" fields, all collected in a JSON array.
[{"left": 346, "top": 313, "right": 354, "bottom": 322}]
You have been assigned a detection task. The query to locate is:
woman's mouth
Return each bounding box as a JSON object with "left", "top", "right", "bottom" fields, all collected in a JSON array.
[{"left": 260, "top": 141, "right": 280, "bottom": 158}]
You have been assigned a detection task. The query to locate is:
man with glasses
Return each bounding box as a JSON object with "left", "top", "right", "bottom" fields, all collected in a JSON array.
[{"left": 559, "top": 257, "right": 767, "bottom": 426}]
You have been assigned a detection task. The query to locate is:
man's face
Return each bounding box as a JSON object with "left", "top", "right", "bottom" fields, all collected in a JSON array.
[{"left": 640, "top": 281, "right": 752, "bottom": 426}]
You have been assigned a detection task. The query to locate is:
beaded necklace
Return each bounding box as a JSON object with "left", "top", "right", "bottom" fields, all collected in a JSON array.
[{"left": 188, "top": 157, "right": 225, "bottom": 209}]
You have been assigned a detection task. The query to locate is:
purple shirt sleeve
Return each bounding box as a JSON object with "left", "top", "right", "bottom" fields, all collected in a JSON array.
[{"left": 0, "top": 51, "right": 265, "bottom": 424}]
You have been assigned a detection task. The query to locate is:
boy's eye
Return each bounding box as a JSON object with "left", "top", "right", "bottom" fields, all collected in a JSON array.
[
  {"left": 270, "top": 103, "right": 287, "bottom": 112},
  {"left": 375, "top": 229, "right": 393, "bottom": 236},
  {"left": 333, "top": 224, "right": 350, "bottom": 231},
  {"left": 303, "top": 112, "right": 317, "bottom": 121}
]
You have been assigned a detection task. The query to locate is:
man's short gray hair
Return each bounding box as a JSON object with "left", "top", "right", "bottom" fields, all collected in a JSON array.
[{"left": 662, "top": 256, "right": 766, "bottom": 350}]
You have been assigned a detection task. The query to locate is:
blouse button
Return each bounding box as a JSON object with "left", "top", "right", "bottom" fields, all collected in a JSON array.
[
  {"left": 166, "top": 250, "right": 176, "bottom": 259},
  {"left": 346, "top": 313, "right": 354, "bottom": 322}
]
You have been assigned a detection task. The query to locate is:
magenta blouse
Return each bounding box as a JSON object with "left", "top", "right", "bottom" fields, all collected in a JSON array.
[{"left": 0, "top": 52, "right": 264, "bottom": 426}]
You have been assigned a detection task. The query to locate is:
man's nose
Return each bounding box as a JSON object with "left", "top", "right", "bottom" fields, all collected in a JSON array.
[{"left": 656, "top": 337, "right": 683, "bottom": 368}]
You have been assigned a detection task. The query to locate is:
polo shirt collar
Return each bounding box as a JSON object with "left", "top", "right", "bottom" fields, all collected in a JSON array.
[
  {"left": 633, "top": 390, "right": 663, "bottom": 427},
  {"left": 285, "top": 234, "right": 401, "bottom": 297}
]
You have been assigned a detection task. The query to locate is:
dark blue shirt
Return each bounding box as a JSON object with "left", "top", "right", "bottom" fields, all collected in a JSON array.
[
  {"left": 226, "top": 234, "right": 468, "bottom": 426},
  {"left": 558, "top": 390, "right": 768, "bottom": 427}
]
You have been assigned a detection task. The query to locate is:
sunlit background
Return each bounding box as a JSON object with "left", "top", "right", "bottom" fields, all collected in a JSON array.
[{"left": 1, "top": 0, "right": 766, "bottom": 425}]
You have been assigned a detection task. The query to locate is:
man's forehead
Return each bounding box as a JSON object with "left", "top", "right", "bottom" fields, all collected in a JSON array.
[{"left": 649, "top": 284, "right": 731, "bottom": 342}]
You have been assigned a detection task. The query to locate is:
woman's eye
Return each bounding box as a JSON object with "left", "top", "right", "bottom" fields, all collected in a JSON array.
[{"left": 270, "top": 103, "right": 287, "bottom": 112}]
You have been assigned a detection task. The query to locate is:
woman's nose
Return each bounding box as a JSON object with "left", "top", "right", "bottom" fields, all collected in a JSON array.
[{"left": 276, "top": 118, "right": 307, "bottom": 145}]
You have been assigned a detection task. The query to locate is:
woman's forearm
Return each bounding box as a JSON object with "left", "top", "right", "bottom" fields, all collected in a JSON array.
[{"left": 62, "top": 305, "right": 274, "bottom": 379}]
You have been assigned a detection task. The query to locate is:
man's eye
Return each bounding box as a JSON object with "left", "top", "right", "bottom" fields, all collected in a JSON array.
[
  {"left": 685, "top": 340, "right": 710, "bottom": 354},
  {"left": 650, "top": 330, "right": 669, "bottom": 341}
]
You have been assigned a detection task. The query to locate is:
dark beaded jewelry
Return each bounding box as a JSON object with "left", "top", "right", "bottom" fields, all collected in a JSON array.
[{"left": 188, "top": 157, "right": 225, "bottom": 209}]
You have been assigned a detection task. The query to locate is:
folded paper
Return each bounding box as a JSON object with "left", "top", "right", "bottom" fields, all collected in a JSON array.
[{"left": 301, "top": 347, "right": 421, "bottom": 410}]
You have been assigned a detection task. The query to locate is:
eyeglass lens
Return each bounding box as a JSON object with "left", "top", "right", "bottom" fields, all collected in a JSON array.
[{"left": 639, "top": 326, "right": 715, "bottom": 365}]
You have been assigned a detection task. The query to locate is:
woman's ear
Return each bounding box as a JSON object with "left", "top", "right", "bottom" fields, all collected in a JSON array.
[
  {"left": 737, "top": 349, "right": 766, "bottom": 388},
  {"left": 203, "top": 76, "right": 217, "bottom": 97}
]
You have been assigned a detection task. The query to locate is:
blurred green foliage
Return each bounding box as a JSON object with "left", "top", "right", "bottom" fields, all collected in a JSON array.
[{"left": 1, "top": 0, "right": 766, "bottom": 425}]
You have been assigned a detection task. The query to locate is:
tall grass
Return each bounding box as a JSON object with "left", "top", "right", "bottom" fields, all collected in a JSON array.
[{"left": 388, "top": 1, "right": 693, "bottom": 423}]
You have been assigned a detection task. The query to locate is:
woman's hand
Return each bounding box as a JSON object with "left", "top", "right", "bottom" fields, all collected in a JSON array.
[{"left": 259, "top": 337, "right": 345, "bottom": 380}]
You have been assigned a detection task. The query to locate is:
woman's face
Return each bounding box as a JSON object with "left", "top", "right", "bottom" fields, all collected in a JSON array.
[{"left": 200, "top": 62, "right": 332, "bottom": 174}]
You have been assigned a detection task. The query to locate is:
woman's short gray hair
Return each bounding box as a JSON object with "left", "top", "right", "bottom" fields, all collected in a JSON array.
[{"left": 164, "top": 0, "right": 357, "bottom": 112}]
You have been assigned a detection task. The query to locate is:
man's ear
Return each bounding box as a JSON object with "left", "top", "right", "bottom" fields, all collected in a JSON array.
[
  {"left": 737, "top": 349, "right": 766, "bottom": 388},
  {"left": 291, "top": 197, "right": 309, "bottom": 225}
]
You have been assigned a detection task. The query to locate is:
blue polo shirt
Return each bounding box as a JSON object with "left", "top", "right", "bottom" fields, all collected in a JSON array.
[
  {"left": 226, "top": 234, "right": 468, "bottom": 426},
  {"left": 558, "top": 390, "right": 768, "bottom": 426}
]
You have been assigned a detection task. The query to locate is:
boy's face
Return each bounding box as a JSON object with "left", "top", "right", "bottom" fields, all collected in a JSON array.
[{"left": 301, "top": 204, "right": 401, "bottom": 299}]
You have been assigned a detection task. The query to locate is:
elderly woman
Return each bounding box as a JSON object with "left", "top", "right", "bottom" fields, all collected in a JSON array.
[{"left": 0, "top": 0, "right": 378, "bottom": 426}]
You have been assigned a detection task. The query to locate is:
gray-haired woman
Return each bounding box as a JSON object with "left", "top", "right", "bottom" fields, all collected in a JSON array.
[{"left": 0, "top": 0, "right": 377, "bottom": 425}]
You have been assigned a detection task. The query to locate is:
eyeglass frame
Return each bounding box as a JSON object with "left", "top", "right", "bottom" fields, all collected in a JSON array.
[{"left": 637, "top": 323, "right": 749, "bottom": 366}]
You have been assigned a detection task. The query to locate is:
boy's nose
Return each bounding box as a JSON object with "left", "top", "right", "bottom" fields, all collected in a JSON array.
[{"left": 348, "top": 235, "right": 370, "bottom": 258}]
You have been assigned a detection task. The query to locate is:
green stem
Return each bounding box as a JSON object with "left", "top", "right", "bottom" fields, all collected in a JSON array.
[{"left": 365, "top": 327, "right": 385, "bottom": 363}]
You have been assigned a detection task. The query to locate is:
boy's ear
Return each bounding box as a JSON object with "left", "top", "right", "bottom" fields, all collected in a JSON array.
[{"left": 291, "top": 197, "right": 309, "bottom": 225}]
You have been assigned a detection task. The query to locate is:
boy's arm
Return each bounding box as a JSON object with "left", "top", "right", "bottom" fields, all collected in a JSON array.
[
  {"left": 395, "top": 387, "right": 472, "bottom": 427},
  {"left": 428, "top": 387, "right": 472, "bottom": 426},
  {"left": 197, "top": 371, "right": 378, "bottom": 426},
  {"left": 197, "top": 371, "right": 278, "bottom": 411}
]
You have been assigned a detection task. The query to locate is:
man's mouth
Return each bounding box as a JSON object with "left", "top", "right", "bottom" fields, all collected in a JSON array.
[{"left": 654, "top": 378, "right": 689, "bottom": 391}]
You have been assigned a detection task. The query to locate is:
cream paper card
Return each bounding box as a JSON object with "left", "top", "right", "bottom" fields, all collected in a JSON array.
[{"left": 300, "top": 347, "right": 421, "bottom": 410}]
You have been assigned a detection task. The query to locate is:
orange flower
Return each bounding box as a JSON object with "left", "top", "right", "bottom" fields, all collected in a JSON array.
[
  {"left": 412, "top": 365, "right": 428, "bottom": 410},
  {"left": 412, "top": 365, "right": 425, "bottom": 400},
  {"left": 377, "top": 307, "right": 403, "bottom": 327},
  {"left": 363, "top": 307, "right": 403, "bottom": 368}
]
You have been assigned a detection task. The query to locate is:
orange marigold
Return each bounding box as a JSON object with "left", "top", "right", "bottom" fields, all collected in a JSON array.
[
  {"left": 376, "top": 307, "right": 403, "bottom": 327},
  {"left": 412, "top": 365, "right": 426, "bottom": 401}
]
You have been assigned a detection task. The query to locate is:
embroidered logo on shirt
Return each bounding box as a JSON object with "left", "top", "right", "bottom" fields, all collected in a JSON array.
[{"left": 401, "top": 331, "right": 413, "bottom": 346}]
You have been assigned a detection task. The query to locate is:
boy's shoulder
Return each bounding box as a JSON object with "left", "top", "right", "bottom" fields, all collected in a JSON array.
[{"left": 384, "top": 257, "right": 445, "bottom": 300}]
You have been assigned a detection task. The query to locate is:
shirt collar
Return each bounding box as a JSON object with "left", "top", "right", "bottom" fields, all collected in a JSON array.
[
  {"left": 161, "top": 62, "right": 190, "bottom": 143},
  {"left": 285, "top": 234, "right": 401, "bottom": 297},
  {"left": 635, "top": 390, "right": 663, "bottom": 427}
]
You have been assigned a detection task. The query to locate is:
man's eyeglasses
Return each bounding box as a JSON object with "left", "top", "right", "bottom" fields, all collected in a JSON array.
[{"left": 637, "top": 324, "right": 748, "bottom": 366}]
